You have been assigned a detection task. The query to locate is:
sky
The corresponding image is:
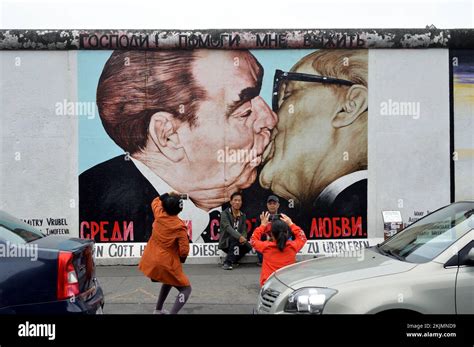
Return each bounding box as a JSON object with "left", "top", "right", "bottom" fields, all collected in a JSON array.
[{"left": 0, "top": 0, "right": 472, "bottom": 29}]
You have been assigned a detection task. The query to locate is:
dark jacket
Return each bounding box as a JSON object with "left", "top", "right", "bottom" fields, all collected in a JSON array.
[
  {"left": 218, "top": 208, "right": 247, "bottom": 251},
  {"left": 79, "top": 155, "right": 158, "bottom": 242}
]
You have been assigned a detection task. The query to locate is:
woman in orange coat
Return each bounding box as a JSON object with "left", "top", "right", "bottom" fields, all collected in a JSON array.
[
  {"left": 250, "top": 212, "right": 307, "bottom": 287},
  {"left": 139, "top": 192, "right": 191, "bottom": 314}
]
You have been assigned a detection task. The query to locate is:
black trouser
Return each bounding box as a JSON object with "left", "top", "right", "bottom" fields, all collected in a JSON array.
[
  {"left": 224, "top": 237, "right": 251, "bottom": 265},
  {"left": 156, "top": 284, "right": 192, "bottom": 314}
]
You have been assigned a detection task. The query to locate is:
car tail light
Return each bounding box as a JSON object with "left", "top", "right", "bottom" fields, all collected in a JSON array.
[{"left": 57, "top": 251, "right": 80, "bottom": 300}]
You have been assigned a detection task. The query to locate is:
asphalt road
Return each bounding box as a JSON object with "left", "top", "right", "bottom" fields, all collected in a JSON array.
[{"left": 96, "top": 264, "right": 262, "bottom": 314}]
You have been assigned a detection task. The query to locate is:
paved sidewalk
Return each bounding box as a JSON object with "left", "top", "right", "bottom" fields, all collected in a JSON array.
[{"left": 96, "top": 264, "right": 262, "bottom": 314}]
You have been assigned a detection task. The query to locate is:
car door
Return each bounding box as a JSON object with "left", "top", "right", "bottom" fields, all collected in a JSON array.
[{"left": 455, "top": 239, "right": 474, "bottom": 314}]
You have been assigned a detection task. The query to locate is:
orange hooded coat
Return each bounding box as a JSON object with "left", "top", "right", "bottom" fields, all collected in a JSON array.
[{"left": 139, "top": 196, "right": 190, "bottom": 287}]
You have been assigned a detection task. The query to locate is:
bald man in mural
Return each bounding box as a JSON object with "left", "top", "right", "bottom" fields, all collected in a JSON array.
[
  {"left": 80, "top": 50, "right": 277, "bottom": 243},
  {"left": 259, "top": 50, "right": 368, "bottom": 235}
]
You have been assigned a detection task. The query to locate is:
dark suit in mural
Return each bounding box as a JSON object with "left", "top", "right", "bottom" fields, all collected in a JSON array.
[{"left": 79, "top": 155, "right": 157, "bottom": 242}]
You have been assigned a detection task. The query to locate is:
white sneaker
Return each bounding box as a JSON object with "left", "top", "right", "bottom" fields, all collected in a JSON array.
[{"left": 153, "top": 309, "right": 170, "bottom": 314}]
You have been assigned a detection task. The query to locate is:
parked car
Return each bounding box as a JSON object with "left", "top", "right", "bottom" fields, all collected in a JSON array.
[
  {"left": 0, "top": 210, "right": 104, "bottom": 314},
  {"left": 256, "top": 201, "right": 474, "bottom": 314}
]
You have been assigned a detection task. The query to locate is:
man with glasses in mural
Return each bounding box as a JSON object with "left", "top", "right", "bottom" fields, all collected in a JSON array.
[{"left": 259, "top": 50, "right": 368, "bottom": 234}]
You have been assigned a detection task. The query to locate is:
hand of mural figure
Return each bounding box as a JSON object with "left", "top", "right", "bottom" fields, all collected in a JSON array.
[
  {"left": 239, "top": 236, "right": 247, "bottom": 244},
  {"left": 280, "top": 214, "right": 294, "bottom": 227},
  {"left": 260, "top": 211, "right": 270, "bottom": 226}
]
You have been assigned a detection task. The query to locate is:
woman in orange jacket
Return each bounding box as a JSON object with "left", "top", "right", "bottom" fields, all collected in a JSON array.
[
  {"left": 250, "top": 212, "right": 307, "bottom": 286},
  {"left": 139, "top": 193, "right": 191, "bottom": 314}
]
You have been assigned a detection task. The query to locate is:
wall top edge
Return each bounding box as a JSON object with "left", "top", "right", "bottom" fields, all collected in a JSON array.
[{"left": 0, "top": 29, "right": 473, "bottom": 50}]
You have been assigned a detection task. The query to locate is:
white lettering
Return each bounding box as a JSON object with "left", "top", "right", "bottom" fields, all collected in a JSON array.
[{"left": 18, "top": 321, "right": 56, "bottom": 341}]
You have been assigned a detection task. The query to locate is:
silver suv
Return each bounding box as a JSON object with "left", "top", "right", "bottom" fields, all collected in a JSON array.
[{"left": 256, "top": 201, "right": 474, "bottom": 314}]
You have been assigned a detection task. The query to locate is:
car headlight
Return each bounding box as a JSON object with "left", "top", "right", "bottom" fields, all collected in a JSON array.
[{"left": 284, "top": 288, "right": 338, "bottom": 314}]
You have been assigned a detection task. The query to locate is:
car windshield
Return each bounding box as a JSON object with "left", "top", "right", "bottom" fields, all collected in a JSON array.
[
  {"left": 379, "top": 202, "right": 474, "bottom": 264},
  {"left": 0, "top": 210, "right": 45, "bottom": 244}
]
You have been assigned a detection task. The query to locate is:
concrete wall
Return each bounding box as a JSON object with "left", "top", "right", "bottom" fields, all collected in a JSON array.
[
  {"left": 0, "top": 51, "right": 78, "bottom": 237},
  {"left": 368, "top": 49, "right": 451, "bottom": 236},
  {"left": 0, "top": 41, "right": 472, "bottom": 264}
]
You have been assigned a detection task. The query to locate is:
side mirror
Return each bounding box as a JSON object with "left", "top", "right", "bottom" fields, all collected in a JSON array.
[
  {"left": 467, "top": 248, "right": 474, "bottom": 263},
  {"left": 459, "top": 246, "right": 474, "bottom": 266},
  {"left": 449, "top": 242, "right": 474, "bottom": 267}
]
